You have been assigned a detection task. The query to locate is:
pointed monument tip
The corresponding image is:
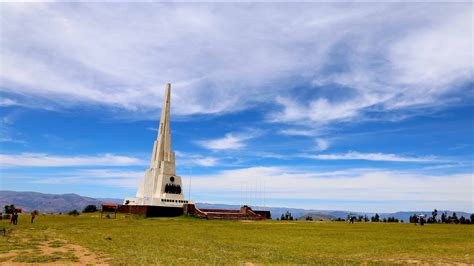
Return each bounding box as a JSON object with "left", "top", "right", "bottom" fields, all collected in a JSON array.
[{"left": 166, "top": 83, "right": 171, "bottom": 89}]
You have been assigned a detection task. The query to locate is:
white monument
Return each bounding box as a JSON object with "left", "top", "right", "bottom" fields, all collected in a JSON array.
[{"left": 124, "top": 83, "right": 191, "bottom": 209}]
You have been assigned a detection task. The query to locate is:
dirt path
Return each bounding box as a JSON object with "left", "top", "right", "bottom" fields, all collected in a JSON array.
[{"left": 1, "top": 232, "right": 109, "bottom": 265}]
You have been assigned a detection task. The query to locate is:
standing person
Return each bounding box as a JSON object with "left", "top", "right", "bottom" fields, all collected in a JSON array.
[
  {"left": 350, "top": 216, "right": 356, "bottom": 224},
  {"left": 12, "top": 211, "right": 18, "bottom": 225},
  {"left": 31, "top": 211, "right": 36, "bottom": 223}
]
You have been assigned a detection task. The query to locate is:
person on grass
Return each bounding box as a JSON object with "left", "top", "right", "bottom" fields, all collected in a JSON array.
[{"left": 31, "top": 211, "right": 36, "bottom": 223}]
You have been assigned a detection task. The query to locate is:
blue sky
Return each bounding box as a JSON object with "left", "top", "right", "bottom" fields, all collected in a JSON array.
[{"left": 0, "top": 3, "right": 473, "bottom": 212}]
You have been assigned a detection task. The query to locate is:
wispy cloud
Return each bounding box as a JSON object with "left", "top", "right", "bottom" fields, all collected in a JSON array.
[
  {"left": 0, "top": 137, "right": 27, "bottom": 144},
  {"left": 191, "top": 166, "right": 472, "bottom": 212},
  {"left": 196, "top": 131, "right": 261, "bottom": 151},
  {"left": 0, "top": 98, "right": 18, "bottom": 107},
  {"left": 28, "top": 169, "right": 143, "bottom": 188},
  {"left": 0, "top": 153, "right": 145, "bottom": 167},
  {"left": 278, "top": 128, "right": 317, "bottom": 137},
  {"left": 175, "top": 151, "right": 219, "bottom": 167},
  {"left": 302, "top": 151, "right": 441, "bottom": 162},
  {"left": 422, "top": 163, "right": 465, "bottom": 170},
  {"left": 196, "top": 133, "right": 247, "bottom": 150},
  {"left": 192, "top": 157, "right": 218, "bottom": 167},
  {"left": 146, "top": 127, "right": 158, "bottom": 132},
  {"left": 0, "top": 3, "right": 471, "bottom": 125},
  {"left": 314, "top": 138, "right": 330, "bottom": 151}
]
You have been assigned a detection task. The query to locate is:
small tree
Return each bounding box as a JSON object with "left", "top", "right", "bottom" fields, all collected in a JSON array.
[
  {"left": 373, "top": 213, "right": 380, "bottom": 222},
  {"left": 409, "top": 214, "right": 419, "bottom": 223},
  {"left": 82, "top": 204, "right": 98, "bottom": 213},
  {"left": 4, "top": 205, "right": 15, "bottom": 214},
  {"left": 432, "top": 209, "right": 438, "bottom": 222},
  {"left": 387, "top": 217, "right": 398, "bottom": 222},
  {"left": 452, "top": 212, "right": 459, "bottom": 224},
  {"left": 441, "top": 212, "right": 447, "bottom": 223},
  {"left": 68, "top": 209, "right": 80, "bottom": 216}
]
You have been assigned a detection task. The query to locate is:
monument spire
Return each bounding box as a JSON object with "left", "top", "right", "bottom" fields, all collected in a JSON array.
[{"left": 151, "top": 83, "right": 173, "bottom": 168}]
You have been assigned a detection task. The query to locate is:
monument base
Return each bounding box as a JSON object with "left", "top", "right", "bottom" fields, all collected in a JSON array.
[{"left": 117, "top": 205, "right": 183, "bottom": 217}]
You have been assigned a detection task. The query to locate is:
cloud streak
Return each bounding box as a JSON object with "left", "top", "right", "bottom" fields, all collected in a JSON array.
[
  {"left": 191, "top": 166, "right": 472, "bottom": 212},
  {"left": 0, "top": 153, "right": 145, "bottom": 167},
  {"left": 175, "top": 151, "right": 219, "bottom": 167},
  {"left": 302, "top": 151, "right": 441, "bottom": 162},
  {"left": 196, "top": 131, "right": 261, "bottom": 151}
]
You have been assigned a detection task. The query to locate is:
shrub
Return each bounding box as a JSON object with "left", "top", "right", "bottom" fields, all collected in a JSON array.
[
  {"left": 82, "top": 204, "right": 98, "bottom": 213},
  {"left": 68, "top": 209, "right": 80, "bottom": 216},
  {"left": 4, "top": 205, "right": 15, "bottom": 214}
]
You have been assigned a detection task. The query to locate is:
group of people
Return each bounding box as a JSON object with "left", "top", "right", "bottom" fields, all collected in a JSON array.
[
  {"left": 9, "top": 211, "right": 19, "bottom": 225},
  {"left": 164, "top": 183, "right": 182, "bottom": 194},
  {"left": 8, "top": 211, "right": 36, "bottom": 225}
]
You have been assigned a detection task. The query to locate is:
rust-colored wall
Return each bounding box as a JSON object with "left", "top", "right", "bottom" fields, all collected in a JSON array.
[
  {"left": 184, "top": 204, "right": 269, "bottom": 220},
  {"left": 118, "top": 205, "right": 183, "bottom": 217}
]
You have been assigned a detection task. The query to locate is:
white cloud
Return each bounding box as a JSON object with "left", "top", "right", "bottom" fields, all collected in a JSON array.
[
  {"left": 77, "top": 169, "right": 143, "bottom": 179},
  {"left": 0, "top": 3, "right": 471, "bottom": 125},
  {"left": 175, "top": 151, "right": 219, "bottom": 167},
  {"left": 196, "top": 131, "right": 260, "bottom": 151},
  {"left": 190, "top": 166, "right": 473, "bottom": 212},
  {"left": 0, "top": 153, "right": 145, "bottom": 167},
  {"left": 315, "top": 138, "right": 330, "bottom": 151},
  {"left": 0, "top": 98, "right": 18, "bottom": 107},
  {"left": 29, "top": 169, "right": 143, "bottom": 188},
  {"left": 269, "top": 96, "right": 368, "bottom": 125},
  {"left": 303, "top": 151, "right": 441, "bottom": 162},
  {"left": 146, "top": 127, "right": 158, "bottom": 132},
  {"left": 197, "top": 133, "right": 246, "bottom": 150},
  {"left": 422, "top": 163, "right": 465, "bottom": 170},
  {"left": 192, "top": 157, "right": 218, "bottom": 167},
  {"left": 278, "top": 128, "right": 316, "bottom": 137},
  {"left": 0, "top": 137, "right": 27, "bottom": 144}
]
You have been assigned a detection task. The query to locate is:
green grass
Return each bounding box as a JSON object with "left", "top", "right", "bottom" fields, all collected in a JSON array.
[{"left": 1, "top": 213, "right": 473, "bottom": 264}]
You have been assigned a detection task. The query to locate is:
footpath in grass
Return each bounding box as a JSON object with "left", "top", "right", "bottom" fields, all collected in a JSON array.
[{"left": 1, "top": 213, "right": 473, "bottom": 264}]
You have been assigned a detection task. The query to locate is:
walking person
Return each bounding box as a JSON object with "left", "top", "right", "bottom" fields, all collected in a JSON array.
[{"left": 31, "top": 211, "right": 36, "bottom": 223}]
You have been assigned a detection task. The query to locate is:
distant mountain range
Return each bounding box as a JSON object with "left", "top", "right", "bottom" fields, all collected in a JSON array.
[
  {"left": 1, "top": 191, "right": 470, "bottom": 222},
  {"left": 0, "top": 191, "right": 122, "bottom": 214}
]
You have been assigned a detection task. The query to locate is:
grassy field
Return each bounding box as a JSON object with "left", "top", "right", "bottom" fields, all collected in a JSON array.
[{"left": 1, "top": 213, "right": 473, "bottom": 264}]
